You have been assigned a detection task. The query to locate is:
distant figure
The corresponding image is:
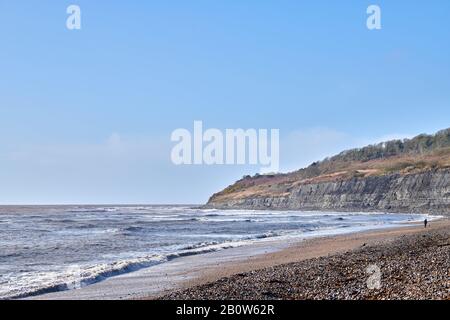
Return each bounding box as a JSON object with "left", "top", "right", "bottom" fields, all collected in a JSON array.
[{"left": 424, "top": 219, "right": 428, "bottom": 228}]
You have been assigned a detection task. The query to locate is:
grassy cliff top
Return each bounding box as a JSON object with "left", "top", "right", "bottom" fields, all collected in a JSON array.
[{"left": 209, "top": 128, "right": 450, "bottom": 203}]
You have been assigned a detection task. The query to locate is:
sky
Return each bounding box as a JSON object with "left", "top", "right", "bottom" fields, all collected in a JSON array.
[{"left": 0, "top": 0, "right": 449, "bottom": 204}]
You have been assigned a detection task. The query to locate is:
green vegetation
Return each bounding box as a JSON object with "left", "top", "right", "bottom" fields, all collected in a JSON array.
[{"left": 330, "top": 128, "right": 450, "bottom": 163}]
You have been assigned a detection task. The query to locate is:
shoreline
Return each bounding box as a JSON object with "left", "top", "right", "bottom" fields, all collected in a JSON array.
[
  {"left": 27, "top": 217, "right": 447, "bottom": 300},
  {"left": 160, "top": 218, "right": 450, "bottom": 300}
]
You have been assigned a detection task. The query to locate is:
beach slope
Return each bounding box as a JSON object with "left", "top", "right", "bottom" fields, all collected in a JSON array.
[{"left": 161, "top": 220, "right": 450, "bottom": 300}]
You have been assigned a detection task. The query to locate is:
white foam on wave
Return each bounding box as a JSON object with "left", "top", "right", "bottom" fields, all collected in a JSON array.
[
  {"left": 0, "top": 239, "right": 252, "bottom": 300},
  {"left": 2, "top": 225, "right": 298, "bottom": 300},
  {"left": 66, "top": 207, "right": 119, "bottom": 213}
]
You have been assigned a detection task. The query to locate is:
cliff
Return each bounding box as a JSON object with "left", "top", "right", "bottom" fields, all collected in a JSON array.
[{"left": 207, "top": 128, "right": 450, "bottom": 215}]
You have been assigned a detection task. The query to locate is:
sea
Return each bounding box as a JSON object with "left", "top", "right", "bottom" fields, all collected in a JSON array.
[{"left": 0, "top": 205, "right": 433, "bottom": 299}]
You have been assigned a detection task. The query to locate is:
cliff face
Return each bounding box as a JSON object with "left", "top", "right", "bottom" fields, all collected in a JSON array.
[
  {"left": 207, "top": 169, "right": 450, "bottom": 214},
  {"left": 206, "top": 128, "right": 450, "bottom": 215}
]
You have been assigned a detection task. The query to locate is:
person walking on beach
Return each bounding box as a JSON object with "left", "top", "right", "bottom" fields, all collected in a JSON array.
[{"left": 424, "top": 219, "right": 428, "bottom": 228}]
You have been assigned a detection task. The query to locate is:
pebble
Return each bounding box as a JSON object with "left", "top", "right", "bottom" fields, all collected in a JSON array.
[{"left": 161, "top": 226, "right": 450, "bottom": 300}]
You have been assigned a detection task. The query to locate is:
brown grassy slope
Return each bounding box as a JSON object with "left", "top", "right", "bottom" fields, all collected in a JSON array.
[{"left": 208, "top": 128, "right": 450, "bottom": 203}]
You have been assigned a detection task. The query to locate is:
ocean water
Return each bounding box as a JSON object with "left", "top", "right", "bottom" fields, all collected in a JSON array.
[{"left": 0, "top": 205, "right": 432, "bottom": 299}]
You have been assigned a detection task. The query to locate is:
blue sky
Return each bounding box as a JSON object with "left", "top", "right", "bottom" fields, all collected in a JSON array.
[{"left": 0, "top": 1, "right": 449, "bottom": 204}]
